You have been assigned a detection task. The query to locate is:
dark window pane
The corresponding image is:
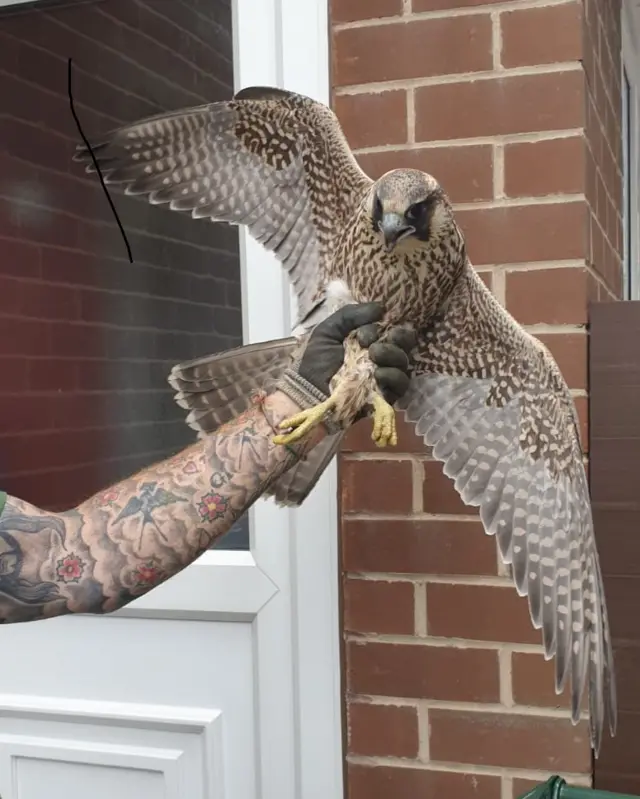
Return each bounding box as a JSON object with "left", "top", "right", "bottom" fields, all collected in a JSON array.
[{"left": 0, "top": 0, "right": 250, "bottom": 549}]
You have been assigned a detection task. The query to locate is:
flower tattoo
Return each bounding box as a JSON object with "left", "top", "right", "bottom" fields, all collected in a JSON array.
[
  {"left": 56, "top": 553, "right": 85, "bottom": 584},
  {"left": 131, "top": 558, "right": 166, "bottom": 590},
  {"left": 197, "top": 491, "right": 229, "bottom": 523},
  {"left": 95, "top": 489, "right": 120, "bottom": 508}
]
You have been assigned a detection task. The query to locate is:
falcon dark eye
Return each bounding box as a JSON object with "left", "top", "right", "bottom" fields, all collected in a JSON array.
[{"left": 405, "top": 200, "right": 428, "bottom": 223}]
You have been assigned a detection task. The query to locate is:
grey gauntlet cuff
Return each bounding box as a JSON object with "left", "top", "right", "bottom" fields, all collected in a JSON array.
[
  {"left": 277, "top": 369, "right": 342, "bottom": 434},
  {"left": 278, "top": 368, "right": 327, "bottom": 408}
]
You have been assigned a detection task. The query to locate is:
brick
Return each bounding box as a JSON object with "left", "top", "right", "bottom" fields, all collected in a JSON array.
[
  {"left": 511, "top": 652, "right": 571, "bottom": 710},
  {"left": 356, "top": 145, "right": 493, "bottom": 203},
  {"left": 343, "top": 578, "right": 415, "bottom": 635},
  {"left": 534, "top": 333, "right": 587, "bottom": 391},
  {"left": 504, "top": 137, "right": 585, "bottom": 198},
  {"left": 0, "top": 276, "right": 20, "bottom": 315},
  {"left": 334, "top": 91, "right": 407, "bottom": 149},
  {"left": 347, "top": 641, "right": 500, "bottom": 701},
  {"left": 0, "top": 358, "right": 28, "bottom": 393},
  {"left": 348, "top": 702, "right": 419, "bottom": 758},
  {"left": 500, "top": 2, "right": 583, "bottom": 68},
  {"left": 342, "top": 518, "right": 498, "bottom": 576},
  {"left": 40, "top": 249, "right": 102, "bottom": 290},
  {"left": 349, "top": 764, "right": 501, "bottom": 799},
  {"left": 0, "top": 428, "right": 108, "bottom": 473},
  {"left": 414, "top": 0, "right": 503, "bottom": 8},
  {"left": 458, "top": 202, "right": 587, "bottom": 266},
  {"left": 429, "top": 709, "right": 590, "bottom": 772},
  {"left": 512, "top": 779, "right": 545, "bottom": 799},
  {"left": 49, "top": 323, "right": 107, "bottom": 360},
  {"left": 0, "top": 236, "right": 41, "bottom": 279},
  {"left": 0, "top": 394, "right": 54, "bottom": 433},
  {"left": 415, "top": 71, "right": 585, "bottom": 141},
  {"left": 423, "top": 459, "right": 476, "bottom": 515},
  {"left": 333, "top": 15, "right": 491, "bottom": 86},
  {"left": 505, "top": 268, "right": 596, "bottom": 326},
  {"left": 331, "top": 0, "right": 403, "bottom": 23},
  {"left": 426, "top": 583, "right": 539, "bottom": 645},
  {"left": 340, "top": 458, "right": 413, "bottom": 513},
  {"left": 19, "top": 281, "right": 80, "bottom": 322},
  {"left": 0, "top": 316, "right": 51, "bottom": 357},
  {"left": 53, "top": 392, "right": 106, "bottom": 431},
  {"left": 28, "top": 358, "right": 77, "bottom": 393}
]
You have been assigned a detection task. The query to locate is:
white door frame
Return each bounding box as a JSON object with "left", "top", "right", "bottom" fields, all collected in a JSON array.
[
  {"left": 0, "top": 1, "right": 342, "bottom": 797},
  {"left": 231, "top": 3, "right": 342, "bottom": 797}
]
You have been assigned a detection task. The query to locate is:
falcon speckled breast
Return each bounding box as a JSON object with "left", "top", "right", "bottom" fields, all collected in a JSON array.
[{"left": 73, "top": 85, "right": 616, "bottom": 754}]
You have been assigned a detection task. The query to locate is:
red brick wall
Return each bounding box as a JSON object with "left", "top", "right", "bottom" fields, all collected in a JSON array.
[
  {"left": 583, "top": 0, "right": 623, "bottom": 297},
  {"left": 333, "top": 1, "right": 622, "bottom": 796},
  {"left": 0, "top": 1, "right": 241, "bottom": 513}
]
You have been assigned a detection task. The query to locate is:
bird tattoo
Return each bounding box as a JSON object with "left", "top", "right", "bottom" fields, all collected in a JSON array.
[
  {"left": 114, "top": 481, "right": 186, "bottom": 552},
  {"left": 73, "top": 85, "right": 615, "bottom": 753}
]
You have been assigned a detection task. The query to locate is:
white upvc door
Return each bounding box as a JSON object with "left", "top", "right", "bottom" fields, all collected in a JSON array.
[{"left": 0, "top": 2, "right": 343, "bottom": 798}]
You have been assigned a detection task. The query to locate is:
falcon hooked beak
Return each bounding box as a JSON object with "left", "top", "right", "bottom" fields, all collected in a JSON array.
[{"left": 379, "top": 213, "right": 416, "bottom": 251}]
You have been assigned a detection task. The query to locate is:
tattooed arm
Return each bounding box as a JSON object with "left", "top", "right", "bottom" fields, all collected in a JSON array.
[
  {"left": 0, "top": 390, "right": 317, "bottom": 623},
  {"left": 0, "top": 304, "right": 415, "bottom": 623}
]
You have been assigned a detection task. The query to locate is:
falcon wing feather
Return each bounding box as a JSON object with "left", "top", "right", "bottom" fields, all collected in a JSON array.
[
  {"left": 73, "top": 86, "right": 372, "bottom": 326},
  {"left": 400, "top": 272, "right": 616, "bottom": 755}
]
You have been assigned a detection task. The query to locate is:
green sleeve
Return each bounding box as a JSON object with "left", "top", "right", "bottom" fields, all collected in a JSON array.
[{"left": 0, "top": 491, "right": 6, "bottom": 518}]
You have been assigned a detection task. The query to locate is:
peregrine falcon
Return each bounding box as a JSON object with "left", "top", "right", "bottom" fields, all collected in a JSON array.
[{"left": 73, "top": 85, "right": 616, "bottom": 753}]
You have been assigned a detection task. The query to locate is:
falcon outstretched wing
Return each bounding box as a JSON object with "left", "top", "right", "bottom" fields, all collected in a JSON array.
[
  {"left": 73, "top": 86, "right": 371, "bottom": 326},
  {"left": 400, "top": 273, "right": 616, "bottom": 755}
]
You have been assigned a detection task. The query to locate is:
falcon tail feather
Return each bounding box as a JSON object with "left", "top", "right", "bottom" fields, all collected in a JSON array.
[
  {"left": 168, "top": 338, "right": 299, "bottom": 433},
  {"left": 168, "top": 337, "right": 342, "bottom": 506}
]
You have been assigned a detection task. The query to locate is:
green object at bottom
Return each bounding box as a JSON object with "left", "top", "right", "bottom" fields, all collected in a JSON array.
[{"left": 518, "top": 777, "right": 639, "bottom": 799}]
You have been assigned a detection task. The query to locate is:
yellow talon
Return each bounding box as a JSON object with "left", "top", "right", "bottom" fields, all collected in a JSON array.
[
  {"left": 371, "top": 393, "right": 397, "bottom": 448},
  {"left": 273, "top": 396, "right": 338, "bottom": 446}
]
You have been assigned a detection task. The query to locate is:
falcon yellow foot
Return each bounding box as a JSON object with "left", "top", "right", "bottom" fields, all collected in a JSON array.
[
  {"left": 371, "top": 393, "right": 397, "bottom": 448},
  {"left": 273, "top": 396, "right": 338, "bottom": 446}
]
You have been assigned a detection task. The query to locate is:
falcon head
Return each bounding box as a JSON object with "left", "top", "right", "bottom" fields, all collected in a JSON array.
[{"left": 371, "top": 169, "right": 451, "bottom": 251}]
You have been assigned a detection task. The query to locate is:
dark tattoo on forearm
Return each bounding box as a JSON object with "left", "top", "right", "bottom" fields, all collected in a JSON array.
[
  {"left": 0, "top": 392, "right": 311, "bottom": 623},
  {"left": 0, "top": 510, "right": 67, "bottom": 609},
  {"left": 113, "top": 481, "right": 187, "bottom": 552}
]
